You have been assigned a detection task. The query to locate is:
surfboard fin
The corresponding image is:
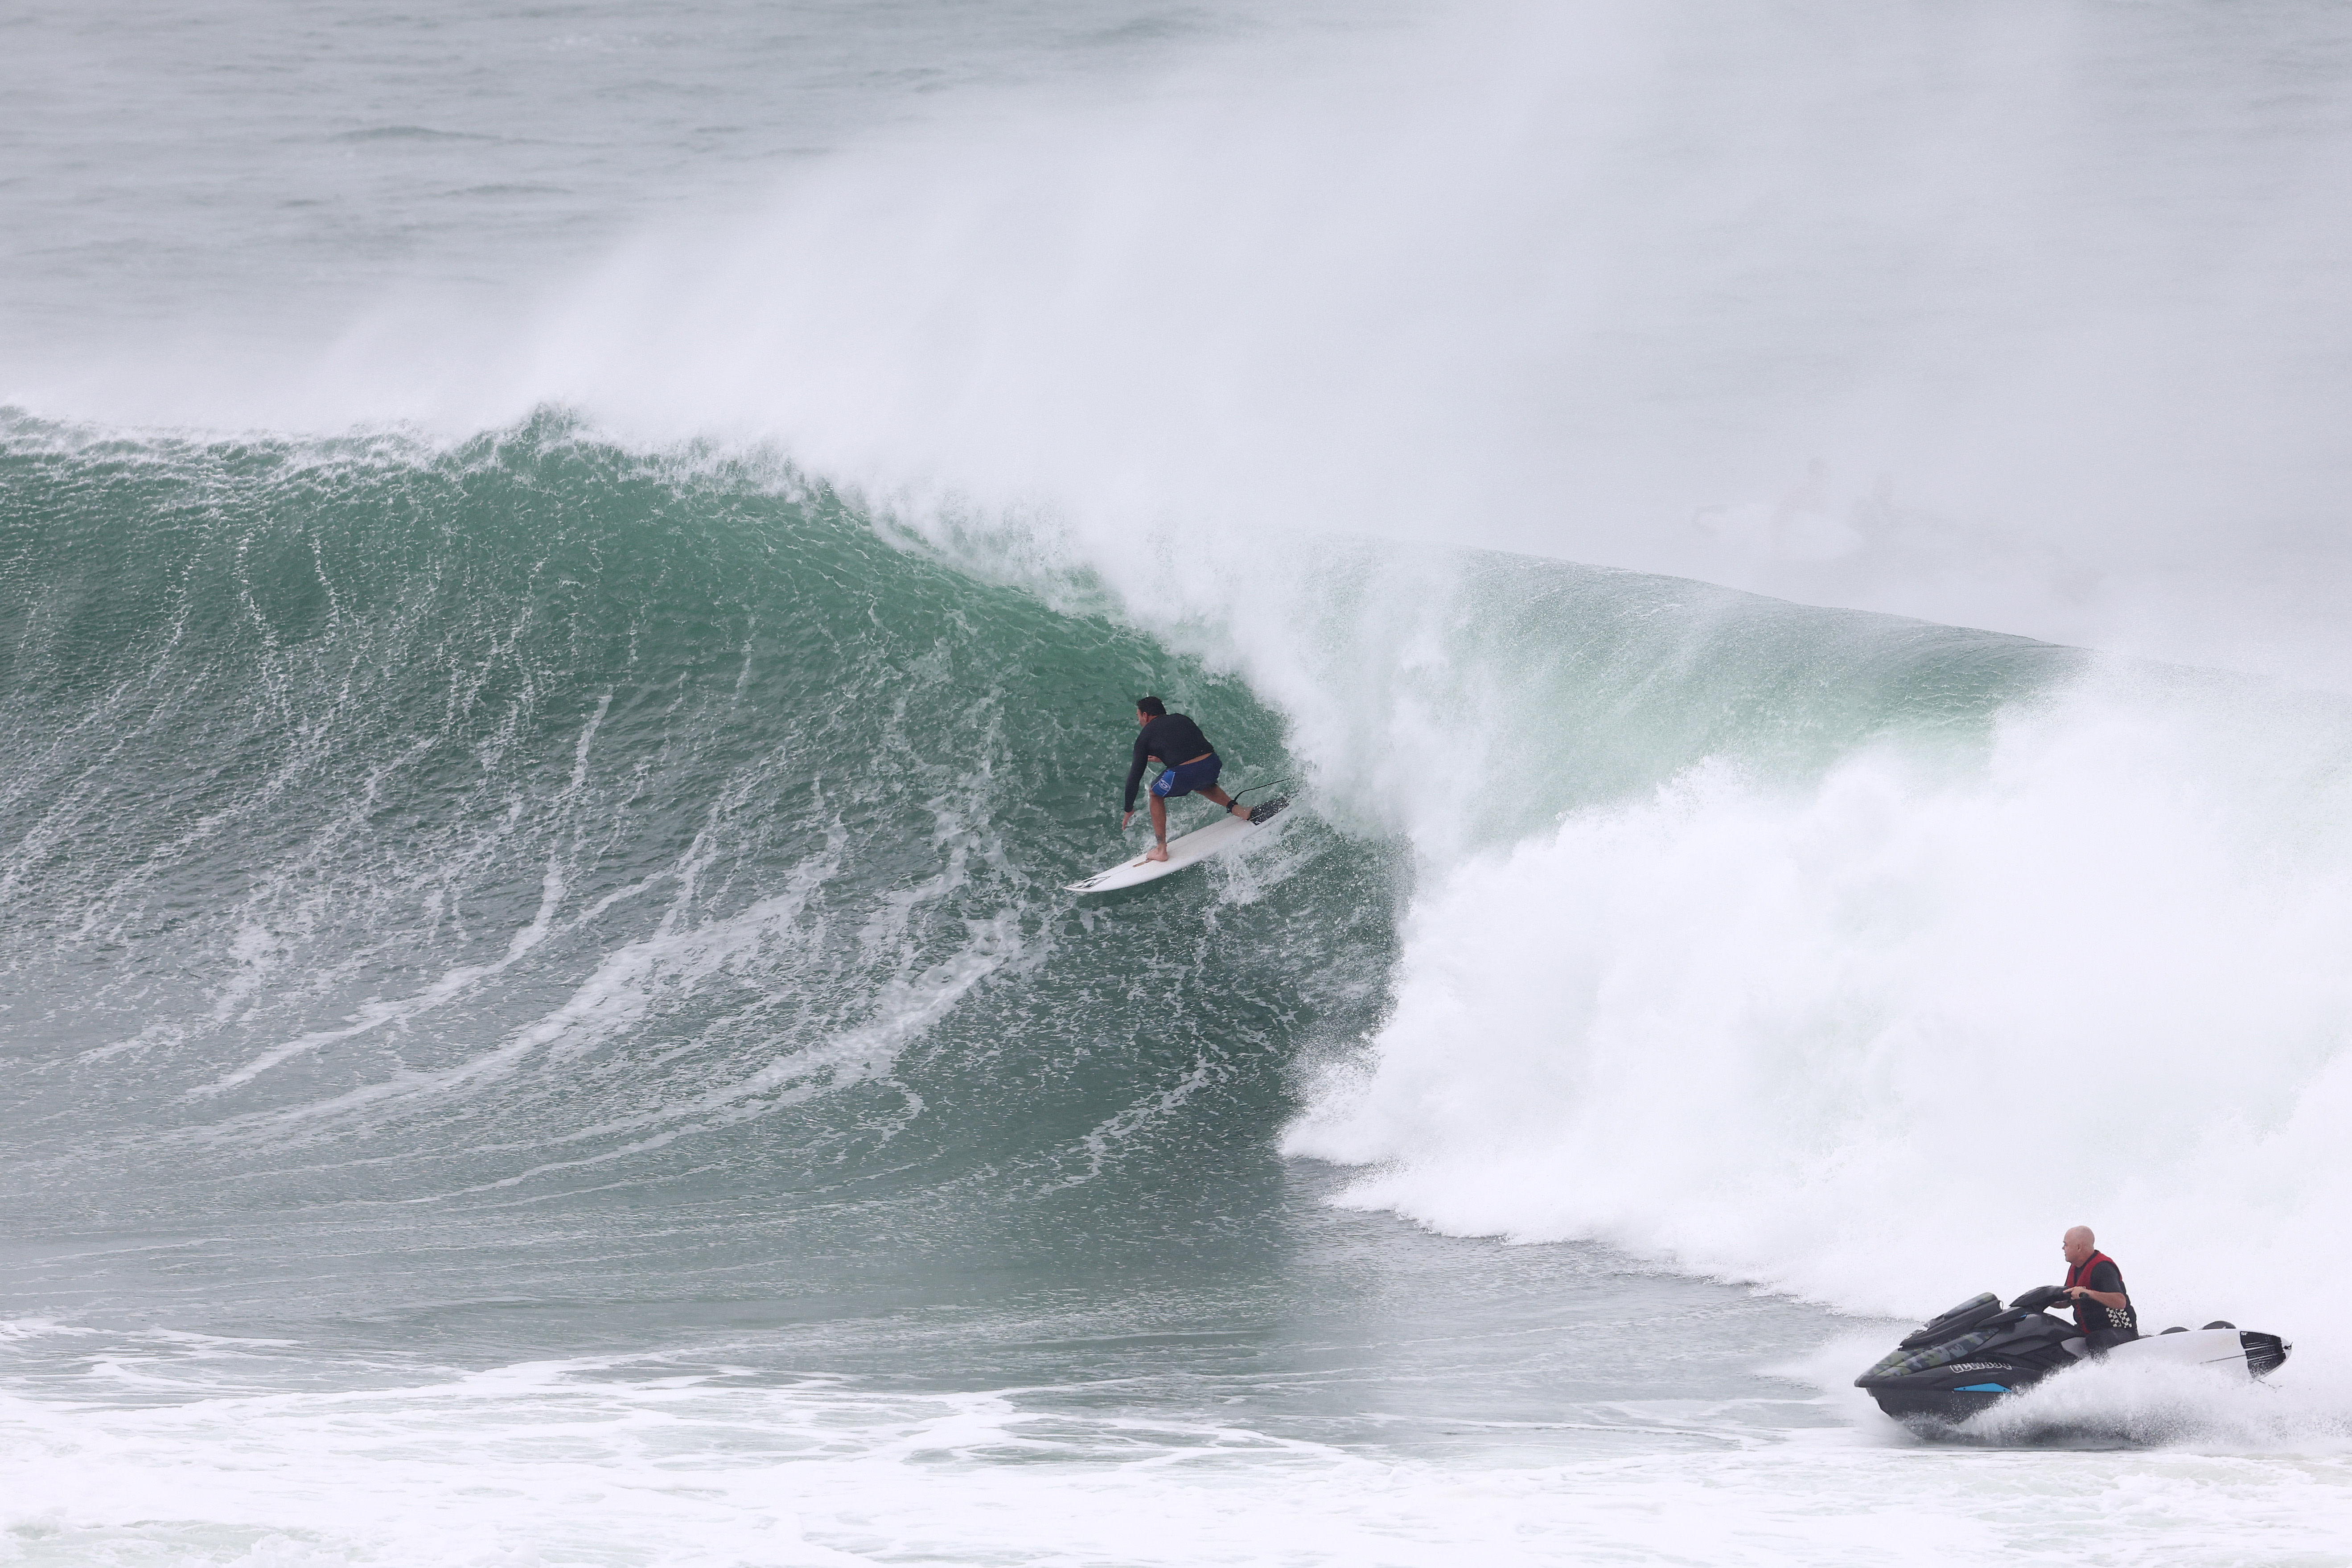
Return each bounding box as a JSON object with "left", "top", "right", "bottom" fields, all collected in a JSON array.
[{"left": 1246, "top": 796, "right": 1288, "bottom": 825}]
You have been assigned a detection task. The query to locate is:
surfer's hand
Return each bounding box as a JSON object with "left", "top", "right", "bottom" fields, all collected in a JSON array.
[{"left": 1122, "top": 810, "right": 1133, "bottom": 829}]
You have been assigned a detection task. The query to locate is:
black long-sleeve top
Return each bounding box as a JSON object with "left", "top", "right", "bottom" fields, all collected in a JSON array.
[{"left": 1123, "top": 712, "right": 1214, "bottom": 811}]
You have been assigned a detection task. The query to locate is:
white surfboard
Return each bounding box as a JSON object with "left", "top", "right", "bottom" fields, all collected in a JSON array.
[
  {"left": 2098, "top": 1326, "right": 2283, "bottom": 1376},
  {"left": 1067, "top": 798, "right": 1288, "bottom": 894}
]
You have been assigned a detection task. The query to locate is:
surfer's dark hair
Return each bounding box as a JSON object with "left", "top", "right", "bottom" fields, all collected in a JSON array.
[{"left": 1135, "top": 696, "right": 1167, "bottom": 716}]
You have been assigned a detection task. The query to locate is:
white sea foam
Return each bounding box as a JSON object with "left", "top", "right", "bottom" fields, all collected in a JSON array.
[
  {"left": 1283, "top": 665, "right": 2352, "bottom": 1331},
  {"left": 1963, "top": 1356, "right": 2352, "bottom": 1451},
  {"left": 1, "top": 1353, "right": 2347, "bottom": 1568}
]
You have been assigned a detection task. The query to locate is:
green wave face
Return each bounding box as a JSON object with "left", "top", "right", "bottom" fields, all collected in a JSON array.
[{"left": 0, "top": 413, "right": 1397, "bottom": 1317}]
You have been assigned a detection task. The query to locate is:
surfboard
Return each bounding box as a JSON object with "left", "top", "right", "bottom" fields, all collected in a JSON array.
[{"left": 1066, "top": 798, "right": 1288, "bottom": 894}]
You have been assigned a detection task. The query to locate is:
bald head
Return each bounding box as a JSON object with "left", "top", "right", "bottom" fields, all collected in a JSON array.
[{"left": 2062, "top": 1226, "right": 2096, "bottom": 1265}]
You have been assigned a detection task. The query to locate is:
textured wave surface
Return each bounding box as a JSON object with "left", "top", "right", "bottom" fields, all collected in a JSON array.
[
  {"left": 8, "top": 0, "right": 2352, "bottom": 1558},
  {"left": 4, "top": 406, "right": 2349, "bottom": 1564}
]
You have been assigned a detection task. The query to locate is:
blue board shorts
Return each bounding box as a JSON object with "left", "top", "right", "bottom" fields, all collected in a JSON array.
[{"left": 1151, "top": 754, "right": 1222, "bottom": 800}]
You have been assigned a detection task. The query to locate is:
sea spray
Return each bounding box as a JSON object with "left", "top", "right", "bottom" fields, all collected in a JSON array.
[{"left": 1283, "top": 666, "right": 2352, "bottom": 1330}]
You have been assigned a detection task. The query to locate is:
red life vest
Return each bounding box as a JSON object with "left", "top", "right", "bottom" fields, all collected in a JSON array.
[
  {"left": 2064, "top": 1251, "right": 2114, "bottom": 1290},
  {"left": 2065, "top": 1251, "right": 2126, "bottom": 1332}
]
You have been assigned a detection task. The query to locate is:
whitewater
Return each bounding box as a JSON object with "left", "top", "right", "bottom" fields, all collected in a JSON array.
[{"left": 5, "top": 2, "right": 2352, "bottom": 1564}]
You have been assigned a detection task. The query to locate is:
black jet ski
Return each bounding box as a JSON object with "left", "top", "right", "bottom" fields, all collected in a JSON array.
[{"left": 1856, "top": 1285, "right": 2291, "bottom": 1426}]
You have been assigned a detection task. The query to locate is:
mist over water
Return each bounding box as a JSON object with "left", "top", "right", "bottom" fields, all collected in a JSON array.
[
  {"left": 5, "top": 3, "right": 2352, "bottom": 1565},
  {"left": 9, "top": 1, "right": 2352, "bottom": 679}
]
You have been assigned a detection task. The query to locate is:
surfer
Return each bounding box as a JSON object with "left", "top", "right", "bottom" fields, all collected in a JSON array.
[{"left": 1122, "top": 697, "right": 1252, "bottom": 861}]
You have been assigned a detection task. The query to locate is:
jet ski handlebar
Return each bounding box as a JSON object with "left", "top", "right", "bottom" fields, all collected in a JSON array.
[{"left": 2007, "top": 1284, "right": 2071, "bottom": 1312}]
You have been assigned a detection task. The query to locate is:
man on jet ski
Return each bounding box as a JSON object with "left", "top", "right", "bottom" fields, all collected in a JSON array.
[{"left": 2060, "top": 1225, "right": 2138, "bottom": 1351}]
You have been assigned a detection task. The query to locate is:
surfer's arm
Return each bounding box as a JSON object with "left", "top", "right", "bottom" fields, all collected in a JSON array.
[{"left": 1121, "top": 733, "right": 1152, "bottom": 816}]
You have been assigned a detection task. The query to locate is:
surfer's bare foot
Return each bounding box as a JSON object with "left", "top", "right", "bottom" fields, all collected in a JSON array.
[{"left": 1146, "top": 842, "right": 1169, "bottom": 862}]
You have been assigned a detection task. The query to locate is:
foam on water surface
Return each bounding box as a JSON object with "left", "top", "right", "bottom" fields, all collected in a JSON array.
[{"left": 4, "top": 1354, "right": 2350, "bottom": 1568}]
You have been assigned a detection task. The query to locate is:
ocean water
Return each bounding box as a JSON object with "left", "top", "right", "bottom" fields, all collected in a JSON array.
[{"left": 5, "top": 4, "right": 2352, "bottom": 1565}]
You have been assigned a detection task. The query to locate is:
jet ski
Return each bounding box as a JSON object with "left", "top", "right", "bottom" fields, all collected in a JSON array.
[{"left": 1856, "top": 1284, "right": 2290, "bottom": 1427}]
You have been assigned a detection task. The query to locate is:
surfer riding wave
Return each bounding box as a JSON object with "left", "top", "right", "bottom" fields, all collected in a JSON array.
[{"left": 1122, "top": 697, "right": 1253, "bottom": 862}]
